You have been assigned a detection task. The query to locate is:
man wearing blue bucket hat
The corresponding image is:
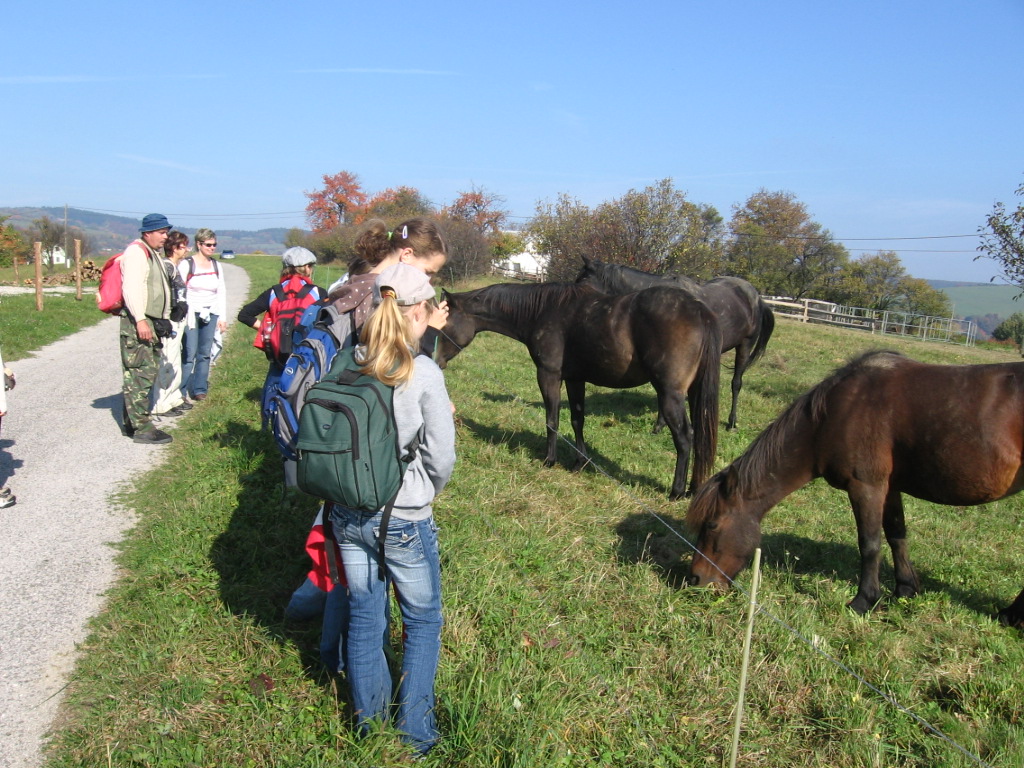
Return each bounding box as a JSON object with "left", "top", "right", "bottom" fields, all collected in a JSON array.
[{"left": 119, "top": 213, "right": 174, "bottom": 444}]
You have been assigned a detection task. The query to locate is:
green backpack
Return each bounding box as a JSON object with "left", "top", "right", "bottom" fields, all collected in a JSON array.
[{"left": 295, "top": 348, "right": 418, "bottom": 577}]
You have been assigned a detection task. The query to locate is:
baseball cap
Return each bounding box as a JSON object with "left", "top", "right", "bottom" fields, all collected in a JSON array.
[
  {"left": 373, "top": 263, "right": 436, "bottom": 306},
  {"left": 282, "top": 246, "right": 317, "bottom": 267}
]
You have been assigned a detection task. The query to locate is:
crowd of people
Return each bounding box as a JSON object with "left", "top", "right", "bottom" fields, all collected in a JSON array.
[
  {"left": 117, "top": 215, "right": 229, "bottom": 444},
  {"left": 112, "top": 213, "right": 457, "bottom": 756}
]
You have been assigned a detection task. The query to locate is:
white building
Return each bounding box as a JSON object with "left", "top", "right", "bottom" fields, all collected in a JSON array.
[{"left": 493, "top": 235, "right": 548, "bottom": 281}]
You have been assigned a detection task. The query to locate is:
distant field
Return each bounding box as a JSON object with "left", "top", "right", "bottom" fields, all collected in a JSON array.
[{"left": 932, "top": 280, "right": 1023, "bottom": 320}]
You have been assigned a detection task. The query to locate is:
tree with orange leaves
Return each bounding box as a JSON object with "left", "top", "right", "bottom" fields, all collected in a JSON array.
[
  {"left": 364, "top": 186, "right": 434, "bottom": 221},
  {"left": 442, "top": 186, "right": 508, "bottom": 234},
  {"left": 304, "top": 171, "right": 368, "bottom": 233}
]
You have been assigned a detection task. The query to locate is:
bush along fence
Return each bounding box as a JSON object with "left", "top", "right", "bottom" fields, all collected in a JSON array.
[{"left": 764, "top": 296, "right": 978, "bottom": 347}]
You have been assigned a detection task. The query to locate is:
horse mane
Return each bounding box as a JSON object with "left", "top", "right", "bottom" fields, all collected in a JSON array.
[
  {"left": 687, "top": 349, "right": 905, "bottom": 528},
  {"left": 474, "top": 281, "right": 596, "bottom": 326},
  {"left": 581, "top": 258, "right": 701, "bottom": 293}
]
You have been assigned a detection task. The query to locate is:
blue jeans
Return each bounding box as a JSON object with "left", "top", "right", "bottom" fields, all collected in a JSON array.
[
  {"left": 181, "top": 313, "right": 218, "bottom": 398},
  {"left": 332, "top": 508, "right": 442, "bottom": 754}
]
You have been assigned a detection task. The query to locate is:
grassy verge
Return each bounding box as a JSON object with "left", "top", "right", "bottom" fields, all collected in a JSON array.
[
  {"left": 43, "top": 261, "right": 1024, "bottom": 767},
  {"left": 0, "top": 292, "right": 106, "bottom": 362}
]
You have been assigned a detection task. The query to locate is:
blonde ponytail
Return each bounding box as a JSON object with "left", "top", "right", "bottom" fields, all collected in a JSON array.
[{"left": 358, "top": 296, "right": 417, "bottom": 387}]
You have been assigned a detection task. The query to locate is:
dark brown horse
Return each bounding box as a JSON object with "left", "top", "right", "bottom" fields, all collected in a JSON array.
[
  {"left": 437, "top": 282, "right": 722, "bottom": 499},
  {"left": 575, "top": 256, "right": 774, "bottom": 431},
  {"left": 685, "top": 350, "right": 1024, "bottom": 625}
]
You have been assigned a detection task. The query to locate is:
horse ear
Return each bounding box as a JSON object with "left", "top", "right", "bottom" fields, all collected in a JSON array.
[
  {"left": 581, "top": 254, "right": 592, "bottom": 266},
  {"left": 719, "top": 465, "right": 739, "bottom": 499}
]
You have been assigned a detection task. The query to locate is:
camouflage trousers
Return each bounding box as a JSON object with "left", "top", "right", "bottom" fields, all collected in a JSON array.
[{"left": 120, "top": 316, "right": 163, "bottom": 433}]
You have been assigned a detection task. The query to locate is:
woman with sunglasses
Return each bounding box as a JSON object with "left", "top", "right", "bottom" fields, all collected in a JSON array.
[{"left": 179, "top": 228, "right": 227, "bottom": 402}]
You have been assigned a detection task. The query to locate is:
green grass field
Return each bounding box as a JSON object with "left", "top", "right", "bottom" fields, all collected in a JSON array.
[
  {"left": 26, "top": 256, "right": 1024, "bottom": 767},
  {"left": 939, "top": 282, "right": 1023, "bottom": 321}
]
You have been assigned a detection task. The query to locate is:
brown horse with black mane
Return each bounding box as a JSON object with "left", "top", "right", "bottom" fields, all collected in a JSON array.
[
  {"left": 575, "top": 255, "right": 774, "bottom": 431},
  {"left": 437, "top": 281, "right": 722, "bottom": 499},
  {"left": 686, "top": 350, "right": 1024, "bottom": 626}
]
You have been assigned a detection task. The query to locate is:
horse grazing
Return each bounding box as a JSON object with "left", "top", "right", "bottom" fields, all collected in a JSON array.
[
  {"left": 575, "top": 256, "right": 775, "bottom": 431},
  {"left": 437, "top": 282, "right": 722, "bottom": 499},
  {"left": 686, "top": 350, "right": 1024, "bottom": 625}
]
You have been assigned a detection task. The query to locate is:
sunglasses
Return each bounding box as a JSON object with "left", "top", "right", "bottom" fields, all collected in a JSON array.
[{"left": 201, "top": 242, "right": 217, "bottom": 247}]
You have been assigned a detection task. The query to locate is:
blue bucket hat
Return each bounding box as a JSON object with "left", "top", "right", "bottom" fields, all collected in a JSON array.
[{"left": 139, "top": 213, "right": 172, "bottom": 233}]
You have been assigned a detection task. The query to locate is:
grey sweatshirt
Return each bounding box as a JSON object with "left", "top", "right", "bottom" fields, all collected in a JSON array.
[{"left": 390, "top": 354, "right": 456, "bottom": 521}]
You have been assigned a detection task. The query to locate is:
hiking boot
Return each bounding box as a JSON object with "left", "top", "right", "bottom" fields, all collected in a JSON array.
[
  {"left": 132, "top": 428, "right": 173, "bottom": 445},
  {"left": 175, "top": 401, "right": 194, "bottom": 411},
  {"left": 193, "top": 393, "right": 207, "bottom": 401},
  {"left": 165, "top": 405, "right": 187, "bottom": 416}
]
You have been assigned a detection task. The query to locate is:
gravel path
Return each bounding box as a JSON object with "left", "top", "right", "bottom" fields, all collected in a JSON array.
[{"left": 0, "top": 264, "right": 249, "bottom": 768}]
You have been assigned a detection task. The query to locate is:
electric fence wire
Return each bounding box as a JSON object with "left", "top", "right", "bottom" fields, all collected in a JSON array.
[{"left": 435, "top": 324, "right": 997, "bottom": 768}]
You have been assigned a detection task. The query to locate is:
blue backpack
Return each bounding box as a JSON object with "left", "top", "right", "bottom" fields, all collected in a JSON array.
[{"left": 266, "top": 302, "right": 356, "bottom": 462}]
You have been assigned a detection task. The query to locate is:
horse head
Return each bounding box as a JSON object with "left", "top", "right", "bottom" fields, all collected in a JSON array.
[
  {"left": 685, "top": 466, "right": 762, "bottom": 588},
  {"left": 435, "top": 289, "right": 477, "bottom": 369},
  {"left": 573, "top": 254, "right": 605, "bottom": 289}
]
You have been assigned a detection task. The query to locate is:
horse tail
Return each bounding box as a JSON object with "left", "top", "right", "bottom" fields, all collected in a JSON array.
[
  {"left": 689, "top": 310, "right": 723, "bottom": 489},
  {"left": 746, "top": 299, "right": 776, "bottom": 368}
]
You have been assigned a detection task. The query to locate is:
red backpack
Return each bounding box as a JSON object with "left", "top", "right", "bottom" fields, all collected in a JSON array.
[
  {"left": 96, "top": 240, "right": 146, "bottom": 315},
  {"left": 256, "top": 275, "right": 319, "bottom": 365}
]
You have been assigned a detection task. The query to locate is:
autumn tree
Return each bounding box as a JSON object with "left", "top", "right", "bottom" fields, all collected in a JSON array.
[
  {"left": 436, "top": 217, "right": 492, "bottom": 285},
  {"left": 442, "top": 186, "right": 509, "bottom": 235},
  {"left": 0, "top": 217, "right": 28, "bottom": 268},
  {"left": 976, "top": 179, "right": 1024, "bottom": 293},
  {"left": 30, "top": 216, "right": 71, "bottom": 273},
  {"left": 899, "top": 276, "right": 952, "bottom": 317},
  {"left": 827, "top": 251, "right": 951, "bottom": 316},
  {"left": 304, "top": 171, "right": 368, "bottom": 233},
  {"left": 364, "top": 186, "right": 434, "bottom": 221},
  {"left": 527, "top": 194, "right": 609, "bottom": 282},
  {"left": 993, "top": 312, "right": 1024, "bottom": 355},
  {"left": 528, "top": 179, "right": 723, "bottom": 282},
  {"left": 726, "top": 189, "right": 848, "bottom": 297}
]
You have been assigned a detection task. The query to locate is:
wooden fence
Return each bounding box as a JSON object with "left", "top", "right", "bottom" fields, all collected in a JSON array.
[{"left": 764, "top": 296, "right": 978, "bottom": 347}]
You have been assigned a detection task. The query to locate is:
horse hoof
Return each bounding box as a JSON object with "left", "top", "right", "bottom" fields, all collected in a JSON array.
[
  {"left": 846, "top": 596, "right": 875, "bottom": 616},
  {"left": 542, "top": 459, "right": 556, "bottom": 468},
  {"left": 997, "top": 608, "right": 1024, "bottom": 629}
]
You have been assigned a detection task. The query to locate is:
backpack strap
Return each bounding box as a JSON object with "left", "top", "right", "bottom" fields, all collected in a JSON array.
[
  {"left": 186, "top": 256, "right": 221, "bottom": 285},
  {"left": 269, "top": 282, "right": 286, "bottom": 306},
  {"left": 321, "top": 501, "right": 344, "bottom": 586}
]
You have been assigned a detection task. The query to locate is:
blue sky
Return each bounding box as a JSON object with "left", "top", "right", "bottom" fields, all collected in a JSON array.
[{"left": 2, "top": 1, "right": 1021, "bottom": 282}]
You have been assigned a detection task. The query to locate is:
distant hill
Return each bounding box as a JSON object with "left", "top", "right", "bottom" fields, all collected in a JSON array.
[
  {"left": 928, "top": 280, "right": 1023, "bottom": 338},
  {"left": 0, "top": 206, "right": 295, "bottom": 255}
]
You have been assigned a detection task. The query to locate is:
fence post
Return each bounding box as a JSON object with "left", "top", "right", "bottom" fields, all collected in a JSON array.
[
  {"left": 34, "top": 241, "right": 43, "bottom": 311},
  {"left": 74, "top": 238, "right": 83, "bottom": 301}
]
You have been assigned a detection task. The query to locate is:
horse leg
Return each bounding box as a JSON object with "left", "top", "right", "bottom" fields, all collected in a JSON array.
[
  {"left": 652, "top": 412, "right": 666, "bottom": 434},
  {"left": 997, "top": 588, "right": 1024, "bottom": 628},
  {"left": 655, "top": 388, "right": 692, "bottom": 501},
  {"left": 537, "top": 369, "right": 563, "bottom": 468},
  {"left": 726, "top": 345, "right": 747, "bottom": 431},
  {"left": 565, "top": 380, "right": 589, "bottom": 471},
  {"left": 847, "top": 483, "right": 886, "bottom": 614},
  {"left": 882, "top": 489, "right": 920, "bottom": 599}
]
